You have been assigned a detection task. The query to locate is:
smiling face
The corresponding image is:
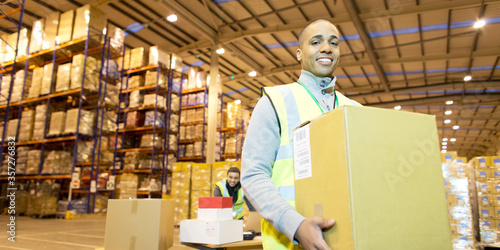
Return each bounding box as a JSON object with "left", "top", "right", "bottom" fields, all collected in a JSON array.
[
  {"left": 297, "top": 20, "right": 340, "bottom": 78},
  {"left": 227, "top": 172, "right": 240, "bottom": 188}
]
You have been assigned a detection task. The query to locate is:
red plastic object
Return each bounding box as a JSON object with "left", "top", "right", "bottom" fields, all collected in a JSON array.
[{"left": 198, "top": 197, "right": 232, "bottom": 208}]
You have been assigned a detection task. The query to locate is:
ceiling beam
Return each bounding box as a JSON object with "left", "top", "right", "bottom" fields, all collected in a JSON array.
[
  {"left": 176, "top": 0, "right": 494, "bottom": 54},
  {"left": 342, "top": 0, "right": 389, "bottom": 92},
  {"left": 367, "top": 93, "right": 500, "bottom": 108}
]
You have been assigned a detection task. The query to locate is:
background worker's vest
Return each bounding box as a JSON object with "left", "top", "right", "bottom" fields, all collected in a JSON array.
[
  {"left": 261, "top": 82, "right": 360, "bottom": 249},
  {"left": 214, "top": 179, "right": 245, "bottom": 219}
]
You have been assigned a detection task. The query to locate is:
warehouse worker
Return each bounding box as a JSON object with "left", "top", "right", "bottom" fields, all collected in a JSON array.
[
  {"left": 214, "top": 167, "right": 245, "bottom": 220},
  {"left": 241, "top": 19, "right": 361, "bottom": 250}
]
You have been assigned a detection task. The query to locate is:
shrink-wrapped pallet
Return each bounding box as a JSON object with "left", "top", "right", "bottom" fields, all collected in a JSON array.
[
  {"left": 180, "top": 111, "right": 187, "bottom": 124},
  {"left": 107, "top": 23, "right": 125, "bottom": 54},
  {"left": 127, "top": 75, "right": 144, "bottom": 89},
  {"left": 6, "top": 119, "right": 18, "bottom": 138},
  {"left": 16, "top": 147, "right": 29, "bottom": 175},
  {"left": 185, "top": 144, "right": 194, "bottom": 158},
  {"left": 32, "top": 104, "right": 47, "bottom": 140},
  {"left": 72, "top": 4, "right": 107, "bottom": 40},
  {"left": 17, "top": 28, "right": 30, "bottom": 58},
  {"left": 117, "top": 49, "right": 131, "bottom": 71},
  {"left": 97, "top": 111, "right": 117, "bottom": 132},
  {"left": 42, "top": 151, "right": 72, "bottom": 174},
  {"left": 42, "top": 12, "right": 59, "bottom": 50},
  {"left": 40, "top": 63, "right": 56, "bottom": 95},
  {"left": 194, "top": 124, "right": 205, "bottom": 139},
  {"left": 148, "top": 45, "right": 169, "bottom": 66},
  {"left": 58, "top": 10, "right": 74, "bottom": 44},
  {"left": 28, "top": 67, "right": 44, "bottom": 98},
  {"left": 186, "top": 109, "right": 196, "bottom": 123},
  {"left": 47, "top": 111, "right": 66, "bottom": 137},
  {"left": 195, "top": 109, "right": 206, "bottom": 122},
  {"left": 143, "top": 94, "right": 165, "bottom": 109},
  {"left": 3, "top": 32, "right": 17, "bottom": 62},
  {"left": 179, "top": 126, "right": 186, "bottom": 141},
  {"left": 169, "top": 134, "right": 178, "bottom": 152},
  {"left": 11, "top": 70, "right": 32, "bottom": 103},
  {"left": 194, "top": 141, "right": 203, "bottom": 157},
  {"left": 115, "top": 174, "right": 138, "bottom": 199},
  {"left": 26, "top": 150, "right": 43, "bottom": 175},
  {"left": 123, "top": 151, "right": 142, "bottom": 170},
  {"left": 171, "top": 95, "right": 180, "bottom": 112},
  {"left": 125, "top": 111, "right": 144, "bottom": 128},
  {"left": 55, "top": 63, "right": 71, "bottom": 92},
  {"left": 76, "top": 140, "right": 93, "bottom": 163},
  {"left": 144, "top": 71, "right": 167, "bottom": 87},
  {"left": 140, "top": 134, "right": 163, "bottom": 148},
  {"left": 128, "top": 90, "right": 143, "bottom": 108},
  {"left": 70, "top": 54, "right": 99, "bottom": 91},
  {"left": 64, "top": 109, "right": 95, "bottom": 136},
  {"left": 169, "top": 114, "right": 179, "bottom": 132},
  {"left": 144, "top": 110, "right": 165, "bottom": 127},
  {"left": 103, "top": 83, "right": 119, "bottom": 107},
  {"left": 0, "top": 75, "right": 11, "bottom": 105},
  {"left": 130, "top": 47, "right": 147, "bottom": 69},
  {"left": 181, "top": 95, "right": 188, "bottom": 107},
  {"left": 139, "top": 155, "right": 161, "bottom": 170},
  {"left": 30, "top": 19, "right": 45, "bottom": 53},
  {"left": 18, "top": 110, "right": 35, "bottom": 142}
]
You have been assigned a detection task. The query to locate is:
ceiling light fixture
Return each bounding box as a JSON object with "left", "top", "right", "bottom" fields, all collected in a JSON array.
[
  {"left": 445, "top": 110, "right": 452, "bottom": 115},
  {"left": 441, "top": 150, "right": 447, "bottom": 153},
  {"left": 234, "top": 99, "right": 241, "bottom": 104},
  {"left": 442, "top": 146, "right": 447, "bottom": 149},
  {"left": 248, "top": 71, "right": 257, "bottom": 77},
  {"left": 450, "top": 138, "right": 456, "bottom": 142},
  {"left": 446, "top": 100, "right": 454, "bottom": 105},
  {"left": 167, "top": 14, "right": 177, "bottom": 22},
  {"left": 453, "top": 125, "right": 459, "bottom": 130},
  {"left": 464, "top": 75, "right": 472, "bottom": 81},
  {"left": 216, "top": 48, "right": 225, "bottom": 55},
  {"left": 443, "top": 138, "right": 448, "bottom": 141},
  {"left": 474, "top": 20, "right": 486, "bottom": 28},
  {"left": 394, "top": 105, "right": 401, "bottom": 110},
  {"left": 444, "top": 119, "right": 451, "bottom": 124},
  {"left": 442, "top": 142, "right": 447, "bottom": 145}
]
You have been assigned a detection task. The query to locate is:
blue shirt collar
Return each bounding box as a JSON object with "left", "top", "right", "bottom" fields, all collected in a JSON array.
[{"left": 298, "top": 70, "right": 336, "bottom": 92}]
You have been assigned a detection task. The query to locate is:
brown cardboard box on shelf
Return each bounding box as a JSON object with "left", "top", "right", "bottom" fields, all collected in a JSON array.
[
  {"left": 441, "top": 151, "right": 458, "bottom": 163},
  {"left": 55, "top": 63, "right": 71, "bottom": 92},
  {"left": 130, "top": 47, "right": 148, "bottom": 69},
  {"left": 72, "top": 4, "right": 107, "bottom": 40},
  {"left": 105, "top": 199, "right": 174, "bottom": 250},
  {"left": 29, "top": 67, "right": 44, "bottom": 98},
  {"left": 491, "top": 157, "right": 500, "bottom": 168},
  {"left": 58, "top": 10, "right": 74, "bottom": 44},
  {"left": 42, "top": 12, "right": 59, "bottom": 50},
  {"left": 47, "top": 111, "right": 66, "bottom": 137},
  {"left": 41, "top": 63, "right": 56, "bottom": 95},
  {"left": 294, "top": 106, "right": 452, "bottom": 249}
]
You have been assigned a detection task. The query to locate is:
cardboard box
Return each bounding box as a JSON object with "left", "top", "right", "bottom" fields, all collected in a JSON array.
[
  {"left": 441, "top": 151, "right": 458, "bottom": 163},
  {"left": 197, "top": 208, "right": 232, "bottom": 221},
  {"left": 180, "top": 220, "right": 242, "bottom": 244},
  {"left": 491, "top": 157, "right": 500, "bottom": 168},
  {"left": 474, "top": 157, "right": 489, "bottom": 169},
  {"left": 58, "top": 10, "right": 74, "bottom": 44},
  {"left": 72, "top": 4, "right": 106, "bottom": 40},
  {"left": 43, "top": 12, "right": 59, "bottom": 50},
  {"left": 480, "top": 206, "right": 495, "bottom": 219},
  {"left": 30, "top": 19, "right": 45, "bottom": 53},
  {"left": 480, "top": 195, "right": 494, "bottom": 206},
  {"left": 199, "top": 197, "right": 232, "bottom": 209},
  {"left": 456, "top": 157, "right": 468, "bottom": 164},
  {"left": 294, "top": 106, "right": 452, "bottom": 249},
  {"left": 105, "top": 199, "right": 174, "bottom": 250}
]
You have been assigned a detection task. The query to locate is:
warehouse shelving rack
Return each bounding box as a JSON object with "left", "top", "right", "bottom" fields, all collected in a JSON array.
[
  {"left": 111, "top": 57, "right": 182, "bottom": 198},
  {"left": 219, "top": 118, "right": 245, "bottom": 161}
]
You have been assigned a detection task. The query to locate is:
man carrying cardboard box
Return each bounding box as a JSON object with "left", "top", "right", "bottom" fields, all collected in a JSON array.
[{"left": 241, "top": 19, "right": 360, "bottom": 250}]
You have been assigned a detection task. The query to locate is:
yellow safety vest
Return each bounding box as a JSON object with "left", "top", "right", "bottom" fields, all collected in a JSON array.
[
  {"left": 261, "top": 82, "right": 360, "bottom": 249},
  {"left": 214, "top": 178, "right": 245, "bottom": 220}
]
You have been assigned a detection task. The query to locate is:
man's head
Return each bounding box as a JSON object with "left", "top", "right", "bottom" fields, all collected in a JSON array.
[
  {"left": 297, "top": 19, "right": 340, "bottom": 78},
  {"left": 227, "top": 167, "right": 240, "bottom": 188}
]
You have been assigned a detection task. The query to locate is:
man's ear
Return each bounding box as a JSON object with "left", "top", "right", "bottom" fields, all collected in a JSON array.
[{"left": 296, "top": 49, "right": 302, "bottom": 62}]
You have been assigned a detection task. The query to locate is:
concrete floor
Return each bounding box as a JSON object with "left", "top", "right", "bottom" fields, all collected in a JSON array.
[{"left": 0, "top": 215, "right": 106, "bottom": 250}]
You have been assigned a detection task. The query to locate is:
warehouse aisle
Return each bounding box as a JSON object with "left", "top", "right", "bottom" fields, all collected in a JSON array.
[{"left": 0, "top": 215, "right": 106, "bottom": 250}]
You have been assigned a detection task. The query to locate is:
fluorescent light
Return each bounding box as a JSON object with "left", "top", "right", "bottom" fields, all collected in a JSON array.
[
  {"left": 216, "top": 48, "right": 225, "bottom": 54},
  {"left": 234, "top": 99, "right": 241, "bottom": 104},
  {"left": 453, "top": 125, "right": 459, "bottom": 130},
  {"left": 167, "top": 14, "right": 177, "bottom": 22},
  {"left": 450, "top": 138, "right": 456, "bottom": 142},
  {"left": 248, "top": 71, "right": 257, "bottom": 77},
  {"left": 444, "top": 119, "right": 451, "bottom": 124},
  {"left": 474, "top": 20, "right": 486, "bottom": 28},
  {"left": 443, "top": 138, "right": 448, "bottom": 141},
  {"left": 442, "top": 146, "right": 447, "bottom": 149},
  {"left": 394, "top": 105, "right": 401, "bottom": 110},
  {"left": 441, "top": 150, "right": 447, "bottom": 153},
  {"left": 442, "top": 142, "right": 447, "bottom": 145},
  {"left": 446, "top": 100, "right": 453, "bottom": 105},
  {"left": 445, "top": 110, "right": 452, "bottom": 115},
  {"left": 464, "top": 75, "right": 472, "bottom": 81}
]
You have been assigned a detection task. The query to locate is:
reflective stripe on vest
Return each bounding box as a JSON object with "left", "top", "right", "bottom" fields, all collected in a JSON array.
[
  {"left": 261, "top": 82, "right": 360, "bottom": 250},
  {"left": 214, "top": 179, "right": 245, "bottom": 220}
]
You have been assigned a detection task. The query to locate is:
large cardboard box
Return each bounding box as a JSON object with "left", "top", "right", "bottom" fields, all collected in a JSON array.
[
  {"left": 294, "top": 106, "right": 452, "bottom": 249},
  {"left": 58, "top": 10, "right": 74, "bottom": 44},
  {"left": 105, "top": 199, "right": 174, "bottom": 250},
  {"left": 180, "top": 220, "right": 243, "bottom": 244}
]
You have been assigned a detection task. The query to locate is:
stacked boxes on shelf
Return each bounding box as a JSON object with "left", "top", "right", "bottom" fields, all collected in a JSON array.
[
  {"left": 28, "top": 67, "right": 43, "bottom": 99},
  {"left": 42, "top": 151, "right": 72, "bottom": 174},
  {"left": 172, "top": 163, "right": 192, "bottom": 225},
  {"left": 11, "top": 70, "right": 31, "bottom": 103},
  {"left": 190, "top": 163, "right": 212, "bottom": 219},
  {"left": 114, "top": 173, "right": 138, "bottom": 199},
  {"left": 58, "top": 10, "right": 75, "bottom": 45},
  {"left": 70, "top": 54, "right": 99, "bottom": 91},
  {"left": 473, "top": 156, "right": 500, "bottom": 246},
  {"left": 0, "top": 75, "right": 11, "bottom": 105},
  {"left": 30, "top": 19, "right": 44, "bottom": 54},
  {"left": 18, "top": 109, "right": 35, "bottom": 142},
  {"left": 442, "top": 159, "right": 475, "bottom": 249},
  {"left": 72, "top": 4, "right": 107, "bottom": 40},
  {"left": 42, "top": 12, "right": 60, "bottom": 50},
  {"left": 55, "top": 63, "right": 72, "bottom": 92},
  {"left": 32, "top": 104, "right": 47, "bottom": 140}
]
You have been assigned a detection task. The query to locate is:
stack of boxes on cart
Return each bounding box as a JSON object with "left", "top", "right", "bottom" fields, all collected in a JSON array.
[
  {"left": 441, "top": 151, "right": 474, "bottom": 249},
  {"left": 170, "top": 161, "right": 243, "bottom": 226},
  {"left": 473, "top": 156, "right": 500, "bottom": 245}
]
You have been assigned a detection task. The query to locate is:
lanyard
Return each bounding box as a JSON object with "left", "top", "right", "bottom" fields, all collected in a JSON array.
[{"left": 297, "top": 80, "right": 338, "bottom": 113}]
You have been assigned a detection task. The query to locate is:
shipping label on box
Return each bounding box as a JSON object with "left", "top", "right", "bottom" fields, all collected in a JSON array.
[{"left": 294, "top": 106, "right": 452, "bottom": 250}]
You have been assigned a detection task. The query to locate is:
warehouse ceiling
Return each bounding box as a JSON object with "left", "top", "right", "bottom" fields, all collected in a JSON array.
[{"left": 2, "top": 0, "right": 500, "bottom": 159}]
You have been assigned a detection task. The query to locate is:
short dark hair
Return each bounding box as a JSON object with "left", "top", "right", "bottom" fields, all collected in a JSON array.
[
  {"left": 298, "top": 19, "right": 334, "bottom": 49},
  {"left": 227, "top": 167, "right": 240, "bottom": 175}
]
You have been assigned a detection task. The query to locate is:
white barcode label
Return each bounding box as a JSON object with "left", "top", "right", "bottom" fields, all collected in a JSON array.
[{"left": 293, "top": 125, "right": 312, "bottom": 180}]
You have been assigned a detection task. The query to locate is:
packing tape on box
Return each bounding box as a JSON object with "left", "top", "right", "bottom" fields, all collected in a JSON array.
[
  {"left": 314, "top": 203, "right": 324, "bottom": 217},
  {"left": 131, "top": 200, "right": 138, "bottom": 214},
  {"left": 129, "top": 236, "right": 136, "bottom": 250}
]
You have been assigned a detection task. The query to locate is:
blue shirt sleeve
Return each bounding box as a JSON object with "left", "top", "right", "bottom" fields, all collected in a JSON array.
[{"left": 241, "top": 95, "right": 305, "bottom": 242}]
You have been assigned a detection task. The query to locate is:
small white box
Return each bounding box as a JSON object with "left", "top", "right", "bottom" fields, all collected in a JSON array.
[
  {"left": 197, "top": 208, "right": 233, "bottom": 221},
  {"left": 180, "top": 220, "right": 243, "bottom": 245}
]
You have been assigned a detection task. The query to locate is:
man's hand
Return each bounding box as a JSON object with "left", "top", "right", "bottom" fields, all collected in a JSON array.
[{"left": 294, "top": 217, "right": 335, "bottom": 250}]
